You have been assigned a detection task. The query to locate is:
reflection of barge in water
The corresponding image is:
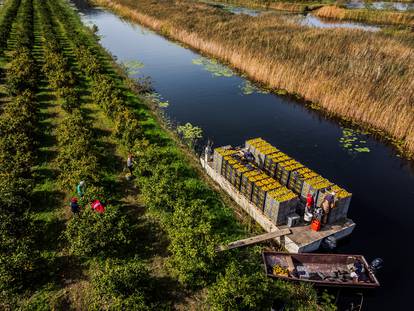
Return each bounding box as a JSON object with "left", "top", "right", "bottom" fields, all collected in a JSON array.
[{"left": 201, "top": 138, "right": 355, "bottom": 253}]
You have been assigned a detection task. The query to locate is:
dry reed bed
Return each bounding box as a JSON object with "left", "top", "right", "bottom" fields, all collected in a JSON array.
[
  {"left": 93, "top": 0, "right": 414, "bottom": 157},
  {"left": 314, "top": 5, "right": 414, "bottom": 26}
]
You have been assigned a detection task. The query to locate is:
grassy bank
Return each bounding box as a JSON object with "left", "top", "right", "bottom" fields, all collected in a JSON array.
[
  {"left": 314, "top": 5, "right": 414, "bottom": 26},
  {"left": 92, "top": 0, "right": 414, "bottom": 158}
]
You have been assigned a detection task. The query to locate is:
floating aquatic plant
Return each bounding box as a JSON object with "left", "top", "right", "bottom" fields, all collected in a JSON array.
[
  {"left": 339, "top": 128, "right": 370, "bottom": 153},
  {"left": 146, "top": 92, "right": 169, "bottom": 108},
  {"left": 192, "top": 57, "right": 234, "bottom": 77},
  {"left": 239, "top": 80, "right": 269, "bottom": 95},
  {"left": 121, "top": 60, "right": 144, "bottom": 76}
]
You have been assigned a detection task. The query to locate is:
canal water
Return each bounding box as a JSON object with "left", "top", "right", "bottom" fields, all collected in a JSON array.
[
  {"left": 346, "top": 0, "right": 414, "bottom": 11},
  {"left": 72, "top": 0, "right": 414, "bottom": 309}
]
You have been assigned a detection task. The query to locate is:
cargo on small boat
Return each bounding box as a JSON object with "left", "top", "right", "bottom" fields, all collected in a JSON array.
[{"left": 262, "top": 251, "right": 380, "bottom": 288}]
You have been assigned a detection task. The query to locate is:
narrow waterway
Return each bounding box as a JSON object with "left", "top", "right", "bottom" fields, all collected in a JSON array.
[
  {"left": 205, "top": 0, "right": 382, "bottom": 31},
  {"left": 72, "top": 0, "right": 414, "bottom": 309},
  {"left": 346, "top": 0, "right": 414, "bottom": 11}
]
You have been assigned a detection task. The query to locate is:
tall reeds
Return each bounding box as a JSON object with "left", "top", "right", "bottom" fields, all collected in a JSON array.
[{"left": 93, "top": 0, "right": 414, "bottom": 157}]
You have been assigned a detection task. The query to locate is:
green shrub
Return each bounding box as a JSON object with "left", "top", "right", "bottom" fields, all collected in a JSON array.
[
  {"left": 6, "top": 49, "right": 36, "bottom": 95},
  {"left": 91, "top": 75, "right": 123, "bottom": 117},
  {"left": 208, "top": 258, "right": 336, "bottom": 311},
  {"left": 206, "top": 261, "right": 275, "bottom": 311},
  {"left": 57, "top": 86, "right": 80, "bottom": 112},
  {"left": 167, "top": 198, "right": 218, "bottom": 287},
  {"left": 89, "top": 259, "right": 152, "bottom": 310},
  {"left": 55, "top": 110, "right": 100, "bottom": 188},
  {"left": 0, "top": 0, "right": 21, "bottom": 51},
  {"left": 113, "top": 108, "right": 142, "bottom": 148},
  {"left": 65, "top": 206, "right": 133, "bottom": 258},
  {"left": 0, "top": 213, "right": 40, "bottom": 296}
]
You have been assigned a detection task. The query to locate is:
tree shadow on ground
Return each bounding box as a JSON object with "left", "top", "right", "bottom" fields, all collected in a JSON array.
[{"left": 31, "top": 187, "right": 66, "bottom": 214}]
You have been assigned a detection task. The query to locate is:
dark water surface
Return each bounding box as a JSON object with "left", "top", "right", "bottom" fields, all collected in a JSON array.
[
  {"left": 72, "top": 0, "right": 414, "bottom": 309},
  {"left": 346, "top": 0, "right": 414, "bottom": 11}
]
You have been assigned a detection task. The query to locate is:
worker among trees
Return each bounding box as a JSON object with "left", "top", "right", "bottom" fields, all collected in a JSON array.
[
  {"left": 70, "top": 197, "right": 80, "bottom": 215},
  {"left": 91, "top": 199, "right": 105, "bottom": 213},
  {"left": 76, "top": 180, "right": 85, "bottom": 197},
  {"left": 127, "top": 153, "right": 134, "bottom": 176},
  {"left": 322, "top": 191, "right": 336, "bottom": 225}
]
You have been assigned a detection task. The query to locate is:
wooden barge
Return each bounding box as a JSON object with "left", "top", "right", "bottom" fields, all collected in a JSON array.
[
  {"left": 201, "top": 138, "right": 356, "bottom": 253},
  {"left": 262, "top": 251, "right": 380, "bottom": 288}
]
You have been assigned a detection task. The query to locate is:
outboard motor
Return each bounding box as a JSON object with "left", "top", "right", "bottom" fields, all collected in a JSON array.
[
  {"left": 369, "top": 258, "right": 384, "bottom": 274},
  {"left": 321, "top": 236, "right": 337, "bottom": 250}
]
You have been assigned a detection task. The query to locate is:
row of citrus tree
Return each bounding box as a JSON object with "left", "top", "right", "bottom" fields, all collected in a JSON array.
[
  {"left": 0, "top": 0, "right": 45, "bottom": 303},
  {"left": 37, "top": 0, "right": 80, "bottom": 112},
  {"left": 38, "top": 0, "right": 157, "bottom": 308},
  {"left": 0, "top": 0, "right": 21, "bottom": 52}
]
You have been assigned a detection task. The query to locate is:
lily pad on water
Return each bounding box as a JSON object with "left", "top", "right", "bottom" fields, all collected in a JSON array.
[
  {"left": 239, "top": 81, "right": 269, "bottom": 95},
  {"left": 146, "top": 92, "right": 169, "bottom": 108},
  {"left": 339, "top": 127, "right": 370, "bottom": 154},
  {"left": 192, "top": 57, "right": 234, "bottom": 77},
  {"left": 121, "top": 60, "right": 144, "bottom": 76}
]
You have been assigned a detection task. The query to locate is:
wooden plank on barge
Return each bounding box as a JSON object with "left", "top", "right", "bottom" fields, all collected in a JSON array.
[{"left": 216, "top": 228, "right": 291, "bottom": 252}]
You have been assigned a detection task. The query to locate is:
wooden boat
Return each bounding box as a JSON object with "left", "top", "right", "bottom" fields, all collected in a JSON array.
[{"left": 262, "top": 251, "right": 380, "bottom": 288}]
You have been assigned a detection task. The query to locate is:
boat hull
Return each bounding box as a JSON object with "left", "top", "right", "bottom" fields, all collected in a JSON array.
[{"left": 263, "top": 251, "right": 380, "bottom": 288}]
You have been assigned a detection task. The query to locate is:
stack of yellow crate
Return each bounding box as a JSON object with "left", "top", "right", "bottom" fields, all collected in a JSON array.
[
  {"left": 288, "top": 167, "right": 318, "bottom": 194},
  {"left": 316, "top": 185, "right": 352, "bottom": 223},
  {"left": 231, "top": 163, "right": 252, "bottom": 191},
  {"left": 251, "top": 177, "right": 280, "bottom": 211},
  {"left": 277, "top": 159, "right": 304, "bottom": 186},
  {"left": 222, "top": 156, "right": 238, "bottom": 182},
  {"left": 213, "top": 147, "right": 238, "bottom": 174},
  {"left": 244, "top": 138, "right": 353, "bottom": 223},
  {"left": 301, "top": 176, "right": 333, "bottom": 199},
  {"left": 264, "top": 186, "right": 299, "bottom": 225}
]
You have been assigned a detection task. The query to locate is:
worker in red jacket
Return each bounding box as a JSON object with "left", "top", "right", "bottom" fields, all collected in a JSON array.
[
  {"left": 304, "top": 193, "right": 314, "bottom": 223},
  {"left": 91, "top": 199, "right": 105, "bottom": 213},
  {"left": 306, "top": 193, "right": 314, "bottom": 210}
]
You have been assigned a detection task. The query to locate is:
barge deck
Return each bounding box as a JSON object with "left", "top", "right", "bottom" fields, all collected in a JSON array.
[{"left": 201, "top": 158, "right": 355, "bottom": 253}]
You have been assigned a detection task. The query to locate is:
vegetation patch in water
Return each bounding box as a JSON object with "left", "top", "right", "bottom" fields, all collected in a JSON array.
[
  {"left": 339, "top": 128, "right": 370, "bottom": 153},
  {"left": 192, "top": 57, "right": 234, "bottom": 77},
  {"left": 239, "top": 80, "right": 269, "bottom": 95},
  {"left": 146, "top": 92, "right": 169, "bottom": 108},
  {"left": 121, "top": 59, "right": 144, "bottom": 75}
]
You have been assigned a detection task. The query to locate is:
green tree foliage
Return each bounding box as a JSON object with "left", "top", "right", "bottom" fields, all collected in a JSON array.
[
  {"left": 91, "top": 75, "right": 123, "bottom": 117},
  {"left": 38, "top": 0, "right": 80, "bottom": 112},
  {"left": 0, "top": 0, "right": 21, "bottom": 52},
  {"left": 0, "top": 213, "right": 39, "bottom": 297},
  {"left": 6, "top": 49, "right": 36, "bottom": 95},
  {"left": 207, "top": 261, "right": 275, "bottom": 311},
  {"left": 167, "top": 198, "right": 218, "bottom": 286},
  {"left": 177, "top": 122, "right": 203, "bottom": 148},
  {"left": 0, "top": 0, "right": 40, "bottom": 296},
  {"left": 54, "top": 109, "right": 100, "bottom": 188},
  {"left": 113, "top": 108, "right": 142, "bottom": 149},
  {"left": 89, "top": 259, "right": 151, "bottom": 310},
  {"left": 65, "top": 206, "right": 133, "bottom": 258}
]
